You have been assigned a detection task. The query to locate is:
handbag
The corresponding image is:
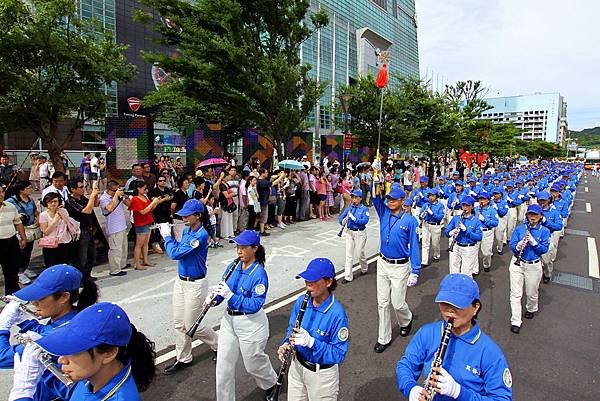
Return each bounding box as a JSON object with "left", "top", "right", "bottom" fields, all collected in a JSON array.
[
  {"left": 38, "top": 236, "right": 59, "bottom": 248},
  {"left": 24, "top": 225, "right": 42, "bottom": 242}
]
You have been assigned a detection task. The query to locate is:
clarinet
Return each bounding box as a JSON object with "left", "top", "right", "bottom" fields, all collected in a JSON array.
[
  {"left": 514, "top": 223, "right": 532, "bottom": 267},
  {"left": 422, "top": 318, "right": 454, "bottom": 400},
  {"left": 0, "top": 296, "right": 39, "bottom": 320},
  {"left": 267, "top": 291, "right": 311, "bottom": 401},
  {"left": 419, "top": 205, "right": 429, "bottom": 229},
  {"left": 185, "top": 257, "right": 240, "bottom": 338},
  {"left": 448, "top": 215, "right": 464, "bottom": 252},
  {"left": 15, "top": 334, "right": 74, "bottom": 388}
]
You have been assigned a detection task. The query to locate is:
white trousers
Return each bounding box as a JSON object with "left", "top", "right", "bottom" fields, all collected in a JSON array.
[
  {"left": 216, "top": 309, "right": 277, "bottom": 401},
  {"left": 449, "top": 243, "right": 479, "bottom": 277},
  {"left": 541, "top": 231, "right": 560, "bottom": 277},
  {"left": 479, "top": 229, "right": 495, "bottom": 271},
  {"left": 287, "top": 357, "right": 340, "bottom": 401},
  {"left": 495, "top": 216, "right": 508, "bottom": 252},
  {"left": 506, "top": 208, "right": 518, "bottom": 243},
  {"left": 220, "top": 210, "right": 235, "bottom": 238},
  {"left": 173, "top": 278, "right": 219, "bottom": 363},
  {"left": 106, "top": 229, "right": 128, "bottom": 274},
  {"left": 517, "top": 203, "right": 527, "bottom": 224},
  {"left": 344, "top": 229, "right": 368, "bottom": 281},
  {"left": 421, "top": 222, "right": 441, "bottom": 265},
  {"left": 509, "top": 257, "right": 542, "bottom": 326},
  {"left": 376, "top": 258, "right": 412, "bottom": 345}
]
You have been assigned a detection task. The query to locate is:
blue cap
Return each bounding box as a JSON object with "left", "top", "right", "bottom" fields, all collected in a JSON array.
[
  {"left": 506, "top": 180, "right": 515, "bottom": 187},
  {"left": 175, "top": 199, "right": 205, "bottom": 216},
  {"left": 351, "top": 188, "right": 363, "bottom": 198},
  {"left": 550, "top": 183, "right": 562, "bottom": 192},
  {"left": 492, "top": 188, "right": 502, "bottom": 194},
  {"left": 468, "top": 178, "right": 476, "bottom": 183},
  {"left": 455, "top": 180, "right": 464, "bottom": 186},
  {"left": 435, "top": 274, "right": 480, "bottom": 309},
  {"left": 477, "top": 191, "right": 490, "bottom": 200},
  {"left": 404, "top": 197, "right": 414, "bottom": 206},
  {"left": 386, "top": 184, "right": 406, "bottom": 200},
  {"left": 452, "top": 171, "right": 460, "bottom": 176},
  {"left": 234, "top": 230, "right": 261, "bottom": 246},
  {"left": 427, "top": 189, "right": 438, "bottom": 197},
  {"left": 419, "top": 176, "right": 428, "bottom": 183},
  {"left": 296, "top": 258, "right": 336, "bottom": 281},
  {"left": 36, "top": 302, "right": 132, "bottom": 356},
  {"left": 461, "top": 196, "right": 475, "bottom": 206},
  {"left": 527, "top": 204, "right": 543, "bottom": 215},
  {"left": 14, "top": 264, "right": 82, "bottom": 302},
  {"left": 483, "top": 175, "right": 491, "bottom": 181},
  {"left": 515, "top": 179, "right": 524, "bottom": 185},
  {"left": 536, "top": 191, "right": 550, "bottom": 201}
]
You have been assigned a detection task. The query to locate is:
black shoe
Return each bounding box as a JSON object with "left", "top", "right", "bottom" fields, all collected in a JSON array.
[
  {"left": 360, "top": 271, "right": 368, "bottom": 276},
  {"left": 260, "top": 231, "right": 270, "bottom": 237},
  {"left": 373, "top": 342, "right": 390, "bottom": 353},
  {"left": 265, "top": 385, "right": 275, "bottom": 400},
  {"left": 123, "top": 263, "right": 132, "bottom": 269},
  {"left": 228, "top": 239, "right": 236, "bottom": 243},
  {"left": 497, "top": 249, "right": 503, "bottom": 255},
  {"left": 400, "top": 317, "right": 413, "bottom": 337},
  {"left": 341, "top": 278, "right": 352, "bottom": 284},
  {"left": 163, "top": 361, "right": 192, "bottom": 375},
  {"left": 421, "top": 263, "right": 429, "bottom": 268},
  {"left": 542, "top": 275, "right": 551, "bottom": 283},
  {"left": 510, "top": 325, "right": 520, "bottom": 334},
  {"left": 212, "top": 350, "right": 217, "bottom": 362},
  {"left": 109, "top": 271, "right": 127, "bottom": 277},
  {"left": 472, "top": 272, "right": 479, "bottom": 277},
  {"left": 524, "top": 311, "right": 535, "bottom": 319},
  {"left": 483, "top": 267, "right": 490, "bottom": 272},
  {"left": 432, "top": 257, "right": 440, "bottom": 262}
]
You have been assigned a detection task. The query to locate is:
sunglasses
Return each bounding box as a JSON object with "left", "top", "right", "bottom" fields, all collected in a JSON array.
[{"left": 158, "top": 179, "right": 166, "bottom": 182}]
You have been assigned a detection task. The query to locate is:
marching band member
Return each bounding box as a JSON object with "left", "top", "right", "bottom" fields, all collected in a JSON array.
[
  {"left": 9, "top": 302, "right": 156, "bottom": 401},
  {"left": 508, "top": 204, "right": 550, "bottom": 334},
  {"left": 339, "top": 189, "right": 370, "bottom": 284},
  {"left": 420, "top": 189, "right": 445, "bottom": 268},
  {"left": 410, "top": 176, "right": 429, "bottom": 218},
  {"left": 396, "top": 274, "right": 512, "bottom": 401},
  {"left": 549, "top": 183, "right": 569, "bottom": 239},
  {"left": 503, "top": 181, "right": 522, "bottom": 242},
  {"left": 446, "top": 180, "right": 466, "bottom": 218},
  {"left": 444, "top": 196, "right": 482, "bottom": 277},
  {"left": 159, "top": 199, "right": 219, "bottom": 375},
  {"left": 475, "top": 192, "right": 499, "bottom": 273},
  {"left": 212, "top": 230, "right": 278, "bottom": 401},
  {"left": 372, "top": 182, "right": 420, "bottom": 353},
  {"left": 492, "top": 189, "right": 509, "bottom": 255},
  {"left": 536, "top": 192, "right": 563, "bottom": 283},
  {"left": 277, "top": 258, "right": 349, "bottom": 401}
]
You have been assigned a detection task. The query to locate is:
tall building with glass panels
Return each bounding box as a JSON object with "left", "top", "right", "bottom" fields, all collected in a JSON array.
[{"left": 302, "top": 0, "right": 419, "bottom": 136}]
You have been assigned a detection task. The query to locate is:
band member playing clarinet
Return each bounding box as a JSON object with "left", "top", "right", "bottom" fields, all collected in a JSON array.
[
  {"left": 444, "top": 196, "right": 482, "bottom": 277},
  {"left": 508, "top": 204, "right": 550, "bottom": 334},
  {"left": 339, "top": 189, "right": 370, "bottom": 284},
  {"left": 396, "top": 274, "right": 513, "bottom": 401},
  {"left": 159, "top": 199, "right": 218, "bottom": 375},
  {"left": 277, "top": 258, "right": 349, "bottom": 401}
]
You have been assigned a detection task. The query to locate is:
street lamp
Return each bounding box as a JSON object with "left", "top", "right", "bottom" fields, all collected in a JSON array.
[{"left": 339, "top": 93, "right": 354, "bottom": 167}]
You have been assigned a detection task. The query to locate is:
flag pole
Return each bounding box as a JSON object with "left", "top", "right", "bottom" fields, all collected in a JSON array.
[{"left": 377, "top": 86, "right": 384, "bottom": 159}]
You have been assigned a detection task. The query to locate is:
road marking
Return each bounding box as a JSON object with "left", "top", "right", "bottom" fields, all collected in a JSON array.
[
  {"left": 586, "top": 203, "right": 592, "bottom": 213},
  {"left": 585, "top": 187, "right": 589, "bottom": 192},
  {"left": 565, "top": 228, "right": 590, "bottom": 236},
  {"left": 117, "top": 277, "right": 176, "bottom": 305},
  {"left": 588, "top": 237, "right": 599, "bottom": 279},
  {"left": 156, "top": 254, "right": 380, "bottom": 365}
]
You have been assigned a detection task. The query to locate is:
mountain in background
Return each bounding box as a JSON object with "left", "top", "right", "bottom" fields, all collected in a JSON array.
[{"left": 569, "top": 126, "right": 600, "bottom": 149}]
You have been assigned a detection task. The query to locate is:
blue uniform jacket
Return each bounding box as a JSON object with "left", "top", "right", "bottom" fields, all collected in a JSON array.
[
  {"left": 396, "top": 321, "right": 512, "bottom": 401},
  {"left": 482, "top": 182, "right": 494, "bottom": 193},
  {"left": 504, "top": 190, "right": 522, "bottom": 208},
  {"left": 541, "top": 206, "right": 563, "bottom": 233},
  {"left": 445, "top": 214, "right": 483, "bottom": 245},
  {"left": 373, "top": 194, "right": 421, "bottom": 273},
  {"left": 164, "top": 225, "right": 209, "bottom": 278},
  {"left": 552, "top": 197, "right": 569, "bottom": 219},
  {"left": 509, "top": 222, "right": 550, "bottom": 260},
  {"left": 516, "top": 187, "right": 530, "bottom": 202},
  {"left": 475, "top": 205, "right": 499, "bottom": 229},
  {"left": 420, "top": 201, "right": 445, "bottom": 224},
  {"left": 19, "top": 362, "right": 139, "bottom": 401},
  {"left": 283, "top": 293, "right": 349, "bottom": 366},
  {"left": 339, "top": 203, "right": 369, "bottom": 230},
  {"left": 491, "top": 198, "right": 508, "bottom": 218},
  {"left": 411, "top": 186, "right": 429, "bottom": 208},
  {"left": 215, "top": 260, "right": 268, "bottom": 313},
  {"left": 447, "top": 190, "right": 467, "bottom": 211},
  {"left": 467, "top": 185, "right": 482, "bottom": 198}
]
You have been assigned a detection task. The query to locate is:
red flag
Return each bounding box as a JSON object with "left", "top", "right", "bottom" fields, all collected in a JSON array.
[{"left": 375, "top": 64, "right": 388, "bottom": 88}]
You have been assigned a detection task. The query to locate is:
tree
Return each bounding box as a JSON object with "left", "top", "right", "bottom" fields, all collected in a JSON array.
[
  {"left": 0, "top": 0, "right": 135, "bottom": 171},
  {"left": 136, "top": 0, "right": 329, "bottom": 160}
]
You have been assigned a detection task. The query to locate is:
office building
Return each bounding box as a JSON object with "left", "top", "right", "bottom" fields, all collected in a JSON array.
[{"left": 479, "top": 93, "right": 567, "bottom": 144}]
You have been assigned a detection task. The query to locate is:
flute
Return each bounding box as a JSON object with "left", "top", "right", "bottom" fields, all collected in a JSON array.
[
  {"left": 15, "top": 334, "right": 74, "bottom": 388},
  {"left": 448, "top": 215, "right": 464, "bottom": 252}
]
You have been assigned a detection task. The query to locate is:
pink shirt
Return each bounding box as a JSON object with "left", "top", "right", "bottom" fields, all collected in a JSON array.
[
  {"left": 39, "top": 210, "right": 72, "bottom": 244},
  {"left": 316, "top": 180, "right": 327, "bottom": 195}
]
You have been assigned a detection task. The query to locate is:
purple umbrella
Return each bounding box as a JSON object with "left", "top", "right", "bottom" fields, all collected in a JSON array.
[{"left": 197, "top": 158, "right": 228, "bottom": 168}]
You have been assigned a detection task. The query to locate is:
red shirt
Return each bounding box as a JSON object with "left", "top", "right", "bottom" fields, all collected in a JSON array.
[{"left": 129, "top": 196, "right": 154, "bottom": 227}]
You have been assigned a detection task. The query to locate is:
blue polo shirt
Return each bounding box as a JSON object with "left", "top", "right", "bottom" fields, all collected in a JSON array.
[
  {"left": 164, "top": 225, "right": 209, "bottom": 279},
  {"left": 215, "top": 260, "right": 269, "bottom": 314}
]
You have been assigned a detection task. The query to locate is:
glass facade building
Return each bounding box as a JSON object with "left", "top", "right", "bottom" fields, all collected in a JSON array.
[{"left": 302, "top": 0, "right": 419, "bottom": 135}]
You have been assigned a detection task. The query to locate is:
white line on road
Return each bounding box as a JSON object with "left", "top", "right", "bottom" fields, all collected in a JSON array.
[
  {"left": 586, "top": 203, "right": 592, "bottom": 213},
  {"left": 155, "top": 254, "right": 380, "bottom": 365},
  {"left": 585, "top": 187, "right": 589, "bottom": 192},
  {"left": 588, "top": 237, "right": 599, "bottom": 279}
]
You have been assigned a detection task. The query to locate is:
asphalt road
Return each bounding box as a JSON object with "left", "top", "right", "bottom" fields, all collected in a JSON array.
[{"left": 142, "top": 173, "right": 600, "bottom": 401}]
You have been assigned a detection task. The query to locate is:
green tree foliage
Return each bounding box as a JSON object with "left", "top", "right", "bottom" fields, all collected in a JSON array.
[
  {"left": 0, "top": 0, "right": 135, "bottom": 171},
  {"left": 516, "top": 140, "right": 562, "bottom": 159},
  {"left": 137, "top": 0, "right": 329, "bottom": 159},
  {"left": 569, "top": 127, "right": 600, "bottom": 148}
]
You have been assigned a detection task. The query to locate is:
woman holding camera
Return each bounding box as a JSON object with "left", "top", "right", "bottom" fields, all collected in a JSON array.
[
  {"left": 0, "top": 185, "right": 27, "bottom": 295},
  {"left": 38, "top": 192, "right": 75, "bottom": 270},
  {"left": 129, "top": 180, "right": 163, "bottom": 270}
]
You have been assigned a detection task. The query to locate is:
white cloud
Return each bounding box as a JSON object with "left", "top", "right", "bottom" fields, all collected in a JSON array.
[{"left": 416, "top": 0, "right": 600, "bottom": 130}]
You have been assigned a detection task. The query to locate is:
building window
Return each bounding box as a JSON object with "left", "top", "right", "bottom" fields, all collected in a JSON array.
[{"left": 369, "top": 0, "right": 387, "bottom": 10}]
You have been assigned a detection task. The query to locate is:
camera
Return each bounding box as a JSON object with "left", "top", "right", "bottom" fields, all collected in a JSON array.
[{"left": 123, "top": 190, "right": 135, "bottom": 196}]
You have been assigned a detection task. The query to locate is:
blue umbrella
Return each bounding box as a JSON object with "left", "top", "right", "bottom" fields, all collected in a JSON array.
[{"left": 278, "top": 159, "right": 305, "bottom": 170}]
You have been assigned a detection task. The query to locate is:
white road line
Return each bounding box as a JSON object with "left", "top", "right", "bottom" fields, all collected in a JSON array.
[
  {"left": 585, "top": 187, "right": 589, "bottom": 192},
  {"left": 588, "top": 237, "right": 599, "bottom": 279},
  {"left": 156, "top": 254, "right": 380, "bottom": 365},
  {"left": 117, "top": 277, "right": 175, "bottom": 304},
  {"left": 586, "top": 203, "right": 592, "bottom": 213}
]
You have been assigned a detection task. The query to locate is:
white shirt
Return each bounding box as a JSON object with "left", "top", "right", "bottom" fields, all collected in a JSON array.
[
  {"left": 38, "top": 162, "right": 50, "bottom": 179},
  {"left": 207, "top": 205, "right": 217, "bottom": 225},
  {"left": 90, "top": 157, "right": 100, "bottom": 174},
  {"left": 403, "top": 170, "right": 413, "bottom": 186},
  {"left": 41, "top": 185, "right": 70, "bottom": 202},
  {"left": 0, "top": 202, "right": 20, "bottom": 239}
]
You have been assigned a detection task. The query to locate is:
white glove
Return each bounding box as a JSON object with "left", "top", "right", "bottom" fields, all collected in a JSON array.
[
  {"left": 436, "top": 367, "right": 461, "bottom": 399},
  {"left": 409, "top": 385, "right": 425, "bottom": 401},
  {"left": 203, "top": 287, "right": 218, "bottom": 306},
  {"left": 459, "top": 223, "right": 467, "bottom": 231},
  {"left": 516, "top": 239, "right": 527, "bottom": 252},
  {"left": 470, "top": 190, "right": 477, "bottom": 197},
  {"left": 216, "top": 281, "right": 234, "bottom": 301},
  {"left": 0, "top": 301, "right": 26, "bottom": 331},
  {"left": 507, "top": 197, "right": 513, "bottom": 203},
  {"left": 518, "top": 194, "right": 524, "bottom": 199},
  {"left": 478, "top": 213, "right": 485, "bottom": 221},
  {"left": 528, "top": 235, "right": 538, "bottom": 246},
  {"left": 342, "top": 217, "right": 348, "bottom": 226},
  {"left": 407, "top": 273, "right": 419, "bottom": 287},
  {"left": 8, "top": 343, "right": 46, "bottom": 401},
  {"left": 348, "top": 212, "right": 357, "bottom": 221},
  {"left": 542, "top": 217, "right": 547, "bottom": 223},
  {"left": 292, "top": 327, "right": 315, "bottom": 348},
  {"left": 419, "top": 192, "right": 424, "bottom": 198},
  {"left": 426, "top": 208, "right": 433, "bottom": 215},
  {"left": 158, "top": 223, "right": 172, "bottom": 239},
  {"left": 493, "top": 204, "right": 498, "bottom": 210},
  {"left": 449, "top": 228, "right": 459, "bottom": 237}
]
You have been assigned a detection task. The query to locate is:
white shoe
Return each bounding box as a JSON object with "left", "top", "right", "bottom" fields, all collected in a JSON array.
[
  {"left": 278, "top": 223, "right": 286, "bottom": 229},
  {"left": 18, "top": 273, "right": 32, "bottom": 285}
]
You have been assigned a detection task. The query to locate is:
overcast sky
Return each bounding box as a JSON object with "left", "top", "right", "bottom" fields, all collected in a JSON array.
[{"left": 415, "top": 0, "right": 600, "bottom": 131}]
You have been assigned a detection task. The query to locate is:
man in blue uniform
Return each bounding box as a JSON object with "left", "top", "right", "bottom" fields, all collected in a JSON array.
[
  {"left": 446, "top": 180, "right": 466, "bottom": 218},
  {"left": 411, "top": 176, "right": 430, "bottom": 218},
  {"left": 396, "top": 274, "right": 512, "bottom": 401},
  {"left": 372, "top": 183, "right": 421, "bottom": 353},
  {"left": 444, "top": 196, "right": 482, "bottom": 277},
  {"left": 475, "top": 192, "right": 499, "bottom": 273},
  {"left": 504, "top": 181, "right": 522, "bottom": 241},
  {"left": 536, "top": 192, "right": 563, "bottom": 283},
  {"left": 549, "top": 183, "right": 569, "bottom": 238},
  {"left": 159, "top": 199, "right": 219, "bottom": 374},
  {"left": 420, "top": 189, "right": 446, "bottom": 267},
  {"left": 339, "top": 189, "right": 370, "bottom": 284},
  {"left": 508, "top": 204, "right": 550, "bottom": 334},
  {"left": 278, "top": 258, "right": 349, "bottom": 401},
  {"left": 492, "top": 189, "right": 509, "bottom": 255}
]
